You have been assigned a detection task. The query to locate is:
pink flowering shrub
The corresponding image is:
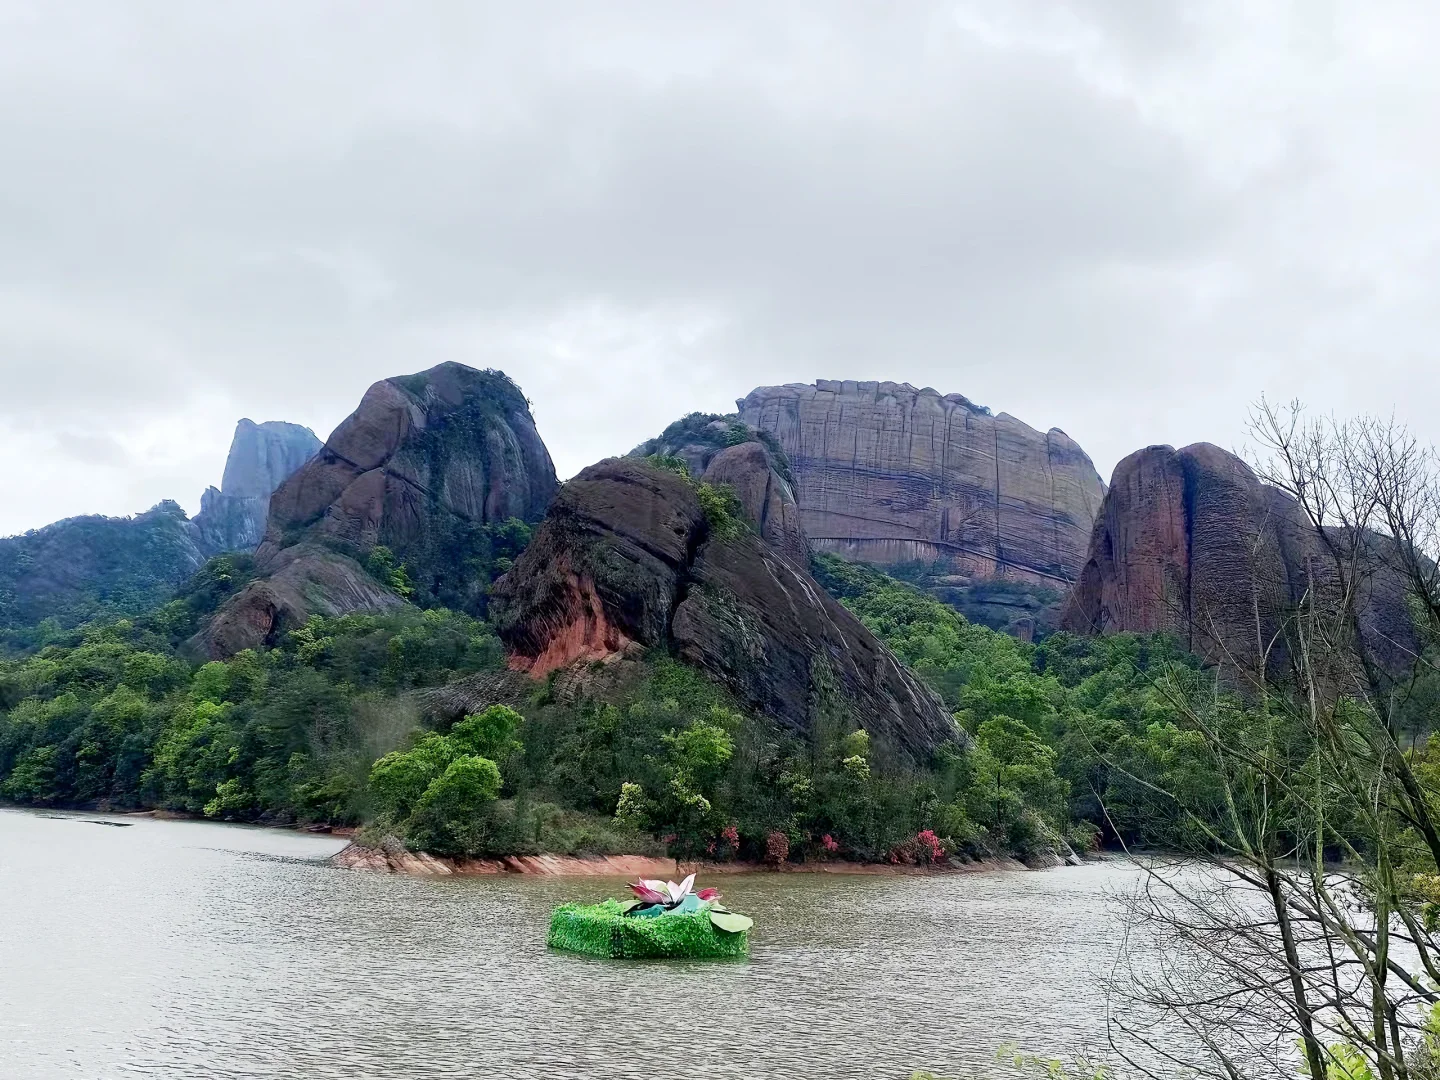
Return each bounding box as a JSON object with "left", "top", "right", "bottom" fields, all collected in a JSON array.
[
  {"left": 708, "top": 824, "right": 742, "bottom": 862},
  {"left": 764, "top": 830, "right": 790, "bottom": 867},
  {"left": 888, "top": 830, "right": 948, "bottom": 867},
  {"left": 917, "top": 829, "right": 944, "bottom": 862}
]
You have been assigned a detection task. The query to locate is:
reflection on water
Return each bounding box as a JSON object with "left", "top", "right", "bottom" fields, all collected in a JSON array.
[{"left": 0, "top": 808, "right": 1172, "bottom": 1079}]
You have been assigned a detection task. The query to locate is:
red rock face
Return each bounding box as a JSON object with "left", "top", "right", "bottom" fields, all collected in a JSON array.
[
  {"left": 490, "top": 458, "right": 959, "bottom": 760},
  {"left": 504, "top": 568, "right": 636, "bottom": 676},
  {"left": 1062, "top": 445, "right": 1191, "bottom": 636},
  {"left": 1061, "top": 443, "right": 1416, "bottom": 675}
]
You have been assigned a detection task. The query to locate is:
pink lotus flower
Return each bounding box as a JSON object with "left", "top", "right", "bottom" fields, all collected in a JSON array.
[{"left": 625, "top": 873, "right": 722, "bottom": 908}]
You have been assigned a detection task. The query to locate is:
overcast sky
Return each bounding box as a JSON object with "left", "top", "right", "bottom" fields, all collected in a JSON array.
[{"left": 2, "top": 1, "right": 1437, "bottom": 536}]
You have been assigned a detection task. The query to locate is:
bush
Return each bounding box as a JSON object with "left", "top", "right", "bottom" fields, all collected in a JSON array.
[{"left": 406, "top": 755, "right": 502, "bottom": 855}]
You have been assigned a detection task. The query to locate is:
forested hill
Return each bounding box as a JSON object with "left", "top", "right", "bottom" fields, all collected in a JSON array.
[{"left": 0, "top": 538, "right": 1219, "bottom": 864}]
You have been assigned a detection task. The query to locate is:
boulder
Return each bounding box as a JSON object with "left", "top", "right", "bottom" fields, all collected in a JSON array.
[
  {"left": 187, "top": 544, "right": 404, "bottom": 658},
  {"left": 630, "top": 412, "right": 808, "bottom": 563},
  {"left": 700, "top": 441, "right": 808, "bottom": 564},
  {"left": 490, "top": 458, "right": 958, "bottom": 761}
]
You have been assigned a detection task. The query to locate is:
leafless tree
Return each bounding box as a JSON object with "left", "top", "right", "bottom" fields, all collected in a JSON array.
[{"left": 1100, "top": 403, "right": 1440, "bottom": 1080}]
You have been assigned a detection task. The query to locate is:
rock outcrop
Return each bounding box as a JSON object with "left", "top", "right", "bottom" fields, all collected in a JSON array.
[
  {"left": 1060, "top": 443, "right": 1418, "bottom": 675},
  {"left": 490, "top": 458, "right": 958, "bottom": 761},
  {"left": 0, "top": 501, "right": 207, "bottom": 640},
  {"left": 631, "top": 413, "right": 808, "bottom": 562},
  {"left": 738, "top": 381, "right": 1105, "bottom": 588},
  {"left": 193, "top": 419, "right": 321, "bottom": 554},
  {"left": 193, "top": 363, "right": 558, "bottom": 658},
  {"left": 187, "top": 543, "right": 404, "bottom": 657}
]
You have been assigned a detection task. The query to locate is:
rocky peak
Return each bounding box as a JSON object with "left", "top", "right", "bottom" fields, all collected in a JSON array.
[
  {"left": 219, "top": 419, "right": 322, "bottom": 499},
  {"left": 489, "top": 458, "right": 958, "bottom": 761},
  {"left": 1060, "top": 442, "right": 1417, "bottom": 676},
  {"left": 193, "top": 419, "right": 321, "bottom": 555},
  {"left": 191, "top": 363, "right": 558, "bottom": 658}
]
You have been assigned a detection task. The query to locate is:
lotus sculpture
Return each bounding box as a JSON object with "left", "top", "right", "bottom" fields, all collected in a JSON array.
[
  {"left": 547, "top": 873, "right": 753, "bottom": 958},
  {"left": 620, "top": 873, "right": 753, "bottom": 933}
]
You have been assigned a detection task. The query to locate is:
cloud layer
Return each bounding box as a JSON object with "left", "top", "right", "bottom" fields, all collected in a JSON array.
[{"left": 3, "top": 1, "right": 1438, "bottom": 535}]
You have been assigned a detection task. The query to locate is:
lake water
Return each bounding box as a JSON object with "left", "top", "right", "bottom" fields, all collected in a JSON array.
[{"left": 0, "top": 807, "right": 1170, "bottom": 1079}]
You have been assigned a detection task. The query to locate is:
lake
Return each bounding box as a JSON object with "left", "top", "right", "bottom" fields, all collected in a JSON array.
[{"left": 0, "top": 807, "right": 1168, "bottom": 1079}]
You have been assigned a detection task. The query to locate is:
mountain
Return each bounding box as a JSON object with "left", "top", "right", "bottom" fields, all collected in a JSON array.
[
  {"left": 193, "top": 362, "right": 559, "bottom": 658},
  {"left": 193, "top": 419, "right": 321, "bottom": 554},
  {"left": 0, "top": 501, "right": 206, "bottom": 646},
  {"left": 1059, "top": 442, "right": 1417, "bottom": 676},
  {"left": 737, "top": 380, "right": 1106, "bottom": 634},
  {"left": 489, "top": 457, "right": 959, "bottom": 761}
]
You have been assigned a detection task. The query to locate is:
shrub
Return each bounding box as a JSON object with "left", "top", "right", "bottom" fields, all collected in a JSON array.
[
  {"left": 696, "top": 483, "right": 748, "bottom": 542},
  {"left": 368, "top": 734, "right": 455, "bottom": 821},
  {"left": 450, "top": 705, "right": 524, "bottom": 764},
  {"left": 765, "top": 830, "right": 790, "bottom": 866},
  {"left": 406, "top": 755, "right": 502, "bottom": 855}
]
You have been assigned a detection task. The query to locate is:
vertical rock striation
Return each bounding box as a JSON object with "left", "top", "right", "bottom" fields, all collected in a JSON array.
[
  {"left": 193, "top": 419, "right": 321, "bottom": 554},
  {"left": 737, "top": 380, "right": 1106, "bottom": 588}
]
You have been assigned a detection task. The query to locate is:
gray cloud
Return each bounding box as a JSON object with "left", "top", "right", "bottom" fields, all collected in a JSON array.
[{"left": 1, "top": 0, "right": 1438, "bottom": 535}]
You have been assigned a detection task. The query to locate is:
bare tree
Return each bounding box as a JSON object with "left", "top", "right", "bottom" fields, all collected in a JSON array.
[{"left": 1099, "top": 403, "right": 1440, "bottom": 1080}]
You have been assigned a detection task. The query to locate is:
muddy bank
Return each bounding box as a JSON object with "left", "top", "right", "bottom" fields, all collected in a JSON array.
[{"left": 329, "top": 841, "right": 1066, "bottom": 877}]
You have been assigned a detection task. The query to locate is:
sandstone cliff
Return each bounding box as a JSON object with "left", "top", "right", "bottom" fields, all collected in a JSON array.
[
  {"left": 489, "top": 458, "right": 958, "bottom": 761},
  {"left": 192, "top": 363, "right": 558, "bottom": 658},
  {"left": 193, "top": 419, "right": 321, "bottom": 554},
  {"left": 737, "top": 381, "right": 1104, "bottom": 635},
  {"left": 1060, "top": 443, "right": 1417, "bottom": 675}
]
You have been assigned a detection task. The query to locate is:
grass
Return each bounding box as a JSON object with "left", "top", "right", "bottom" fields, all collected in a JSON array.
[{"left": 547, "top": 898, "right": 750, "bottom": 959}]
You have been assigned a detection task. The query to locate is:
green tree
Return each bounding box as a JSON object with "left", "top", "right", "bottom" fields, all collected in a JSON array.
[{"left": 406, "top": 755, "right": 502, "bottom": 855}]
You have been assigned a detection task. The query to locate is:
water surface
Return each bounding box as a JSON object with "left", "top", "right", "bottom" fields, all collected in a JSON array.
[{"left": 1, "top": 808, "right": 1157, "bottom": 1078}]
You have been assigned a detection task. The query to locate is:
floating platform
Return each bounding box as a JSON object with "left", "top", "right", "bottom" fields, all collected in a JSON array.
[{"left": 547, "top": 898, "right": 750, "bottom": 960}]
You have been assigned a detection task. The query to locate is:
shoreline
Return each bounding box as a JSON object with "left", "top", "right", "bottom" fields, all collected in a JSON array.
[
  {"left": 330, "top": 840, "right": 1075, "bottom": 877},
  {"left": 4, "top": 803, "right": 1087, "bottom": 877}
]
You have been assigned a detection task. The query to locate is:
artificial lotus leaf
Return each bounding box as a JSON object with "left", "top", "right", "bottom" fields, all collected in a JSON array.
[{"left": 708, "top": 910, "right": 753, "bottom": 934}]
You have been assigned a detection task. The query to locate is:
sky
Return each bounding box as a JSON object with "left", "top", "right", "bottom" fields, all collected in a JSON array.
[{"left": 2, "top": 1, "right": 1439, "bottom": 536}]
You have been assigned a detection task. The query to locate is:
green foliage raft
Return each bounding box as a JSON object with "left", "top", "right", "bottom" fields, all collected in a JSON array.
[{"left": 547, "top": 899, "right": 749, "bottom": 959}]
